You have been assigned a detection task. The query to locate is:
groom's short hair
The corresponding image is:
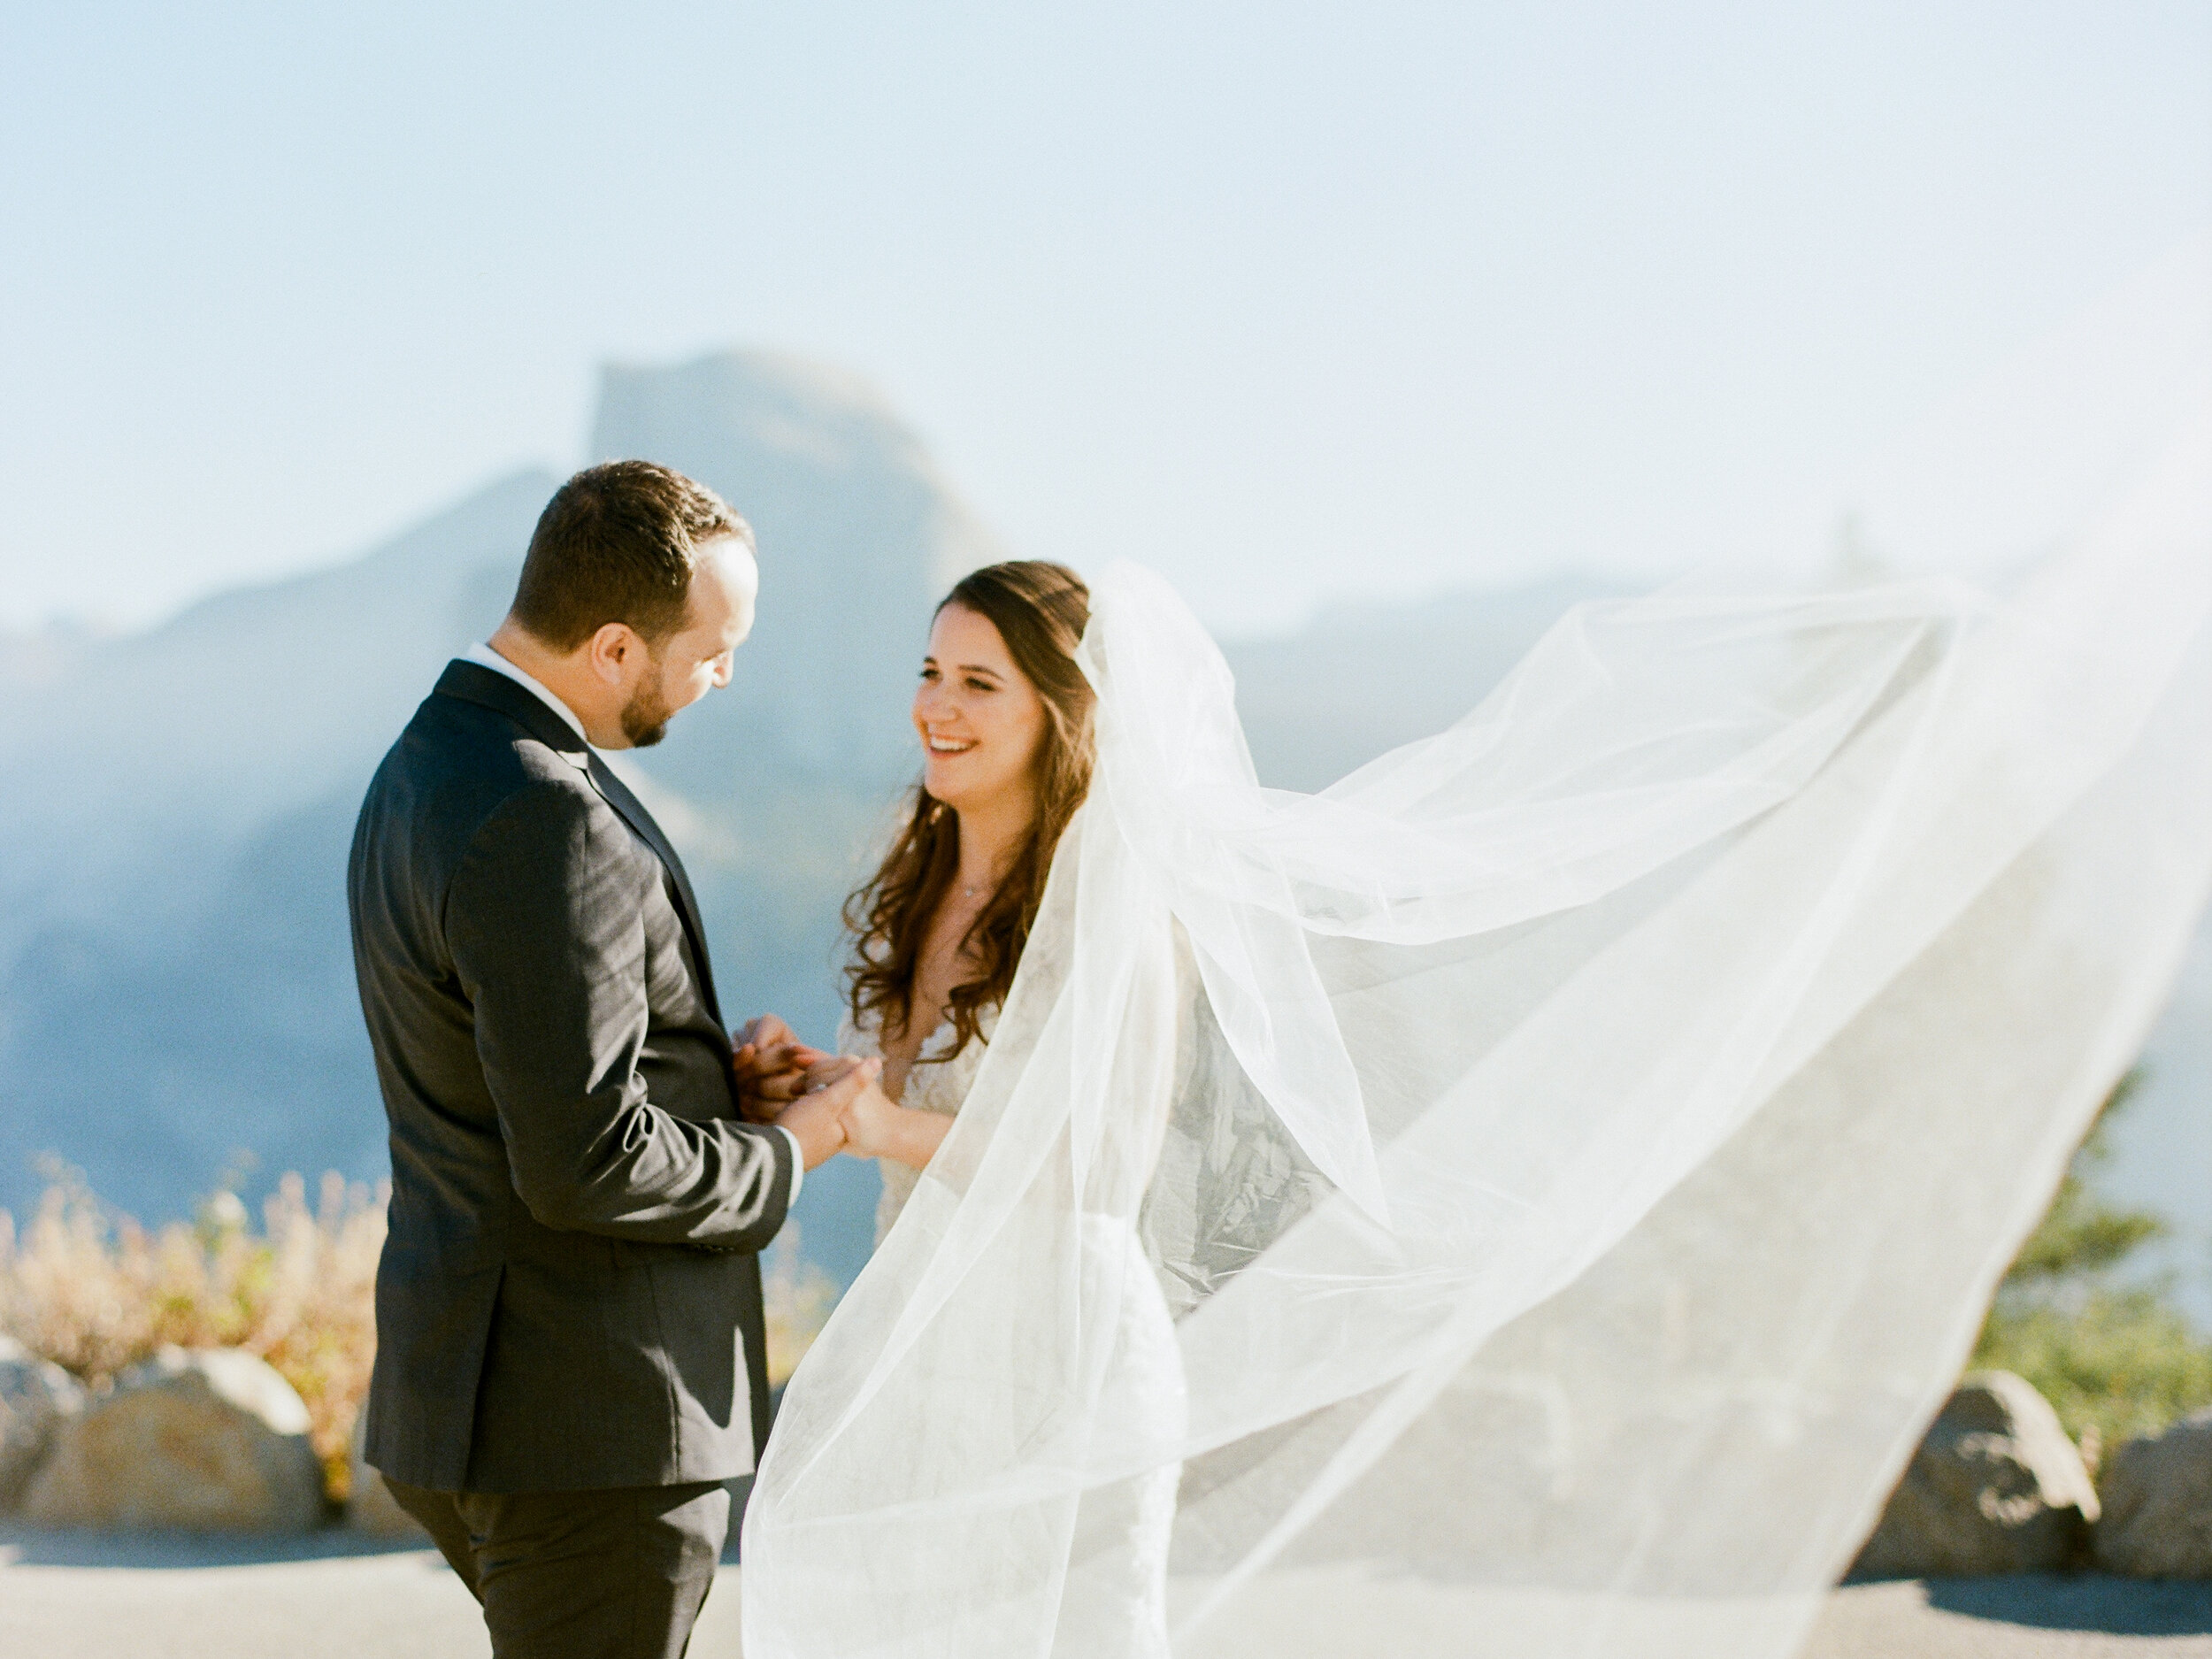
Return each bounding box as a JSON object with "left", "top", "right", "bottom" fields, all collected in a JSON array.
[{"left": 512, "top": 461, "right": 754, "bottom": 651}]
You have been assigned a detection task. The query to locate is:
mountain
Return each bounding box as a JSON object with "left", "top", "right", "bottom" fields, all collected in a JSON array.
[
  {"left": 0, "top": 352, "right": 1009, "bottom": 1279},
  {"left": 2, "top": 349, "right": 2202, "bottom": 1309},
  {"left": 0, "top": 475, "right": 556, "bottom": 956},
  {"left": 1228, "top": 577, "right": 1620, "bottom": 793}
]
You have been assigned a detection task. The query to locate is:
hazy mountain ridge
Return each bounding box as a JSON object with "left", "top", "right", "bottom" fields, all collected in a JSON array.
[
  {"left": 0, "top": 354, "right": 1056, "bottom": 1281},
  {"left": 3, "top": 350, "right": 2203, "bottom": 1306},
  {"left": 1229, "top": 578, "right": 1622, "bottom": 793},
  {"left": 0, "top": 473, "right": 557, "bottom": 966}
]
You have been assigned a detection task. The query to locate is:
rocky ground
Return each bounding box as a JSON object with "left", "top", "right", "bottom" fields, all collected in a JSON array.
[{"left": 3, "top": 1526, "right": 2209, "bottom": 1658}]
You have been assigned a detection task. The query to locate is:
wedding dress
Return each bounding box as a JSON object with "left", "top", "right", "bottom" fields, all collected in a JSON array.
[
  {"left": 744, "top": 247, "right": 2212, "bottom": 1659},
  {"left": 839, "top": 1008, "right": 998, "bottom": 1246},
  {"left": 843, "top": 997, "right": 1183, "bottom": 1651}
]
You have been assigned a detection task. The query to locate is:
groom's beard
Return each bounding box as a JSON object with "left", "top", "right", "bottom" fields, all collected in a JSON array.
[{"left": 620, "top": 672, "right": 678, "bottom": 748}]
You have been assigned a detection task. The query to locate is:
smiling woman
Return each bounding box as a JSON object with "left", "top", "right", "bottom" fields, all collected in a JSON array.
[
  {"left": 815, "top": 561, "right": 1099, "bottom": 1250},
  {"left": 841, "top": 561, "right": 1095, "bottom": 1079},
  {"left": 918, "top": 603, "right": 1050, "bottom": 819}
]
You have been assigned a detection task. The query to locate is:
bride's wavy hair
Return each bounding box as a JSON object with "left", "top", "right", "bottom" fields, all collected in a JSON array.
[{"left": 843, "top": 561, "right": 1094, "bottom": 1060}]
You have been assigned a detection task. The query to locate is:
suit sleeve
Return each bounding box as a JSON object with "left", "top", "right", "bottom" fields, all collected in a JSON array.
[{"left": 444, "top": 779, "right": 793, "bottom": 1250}]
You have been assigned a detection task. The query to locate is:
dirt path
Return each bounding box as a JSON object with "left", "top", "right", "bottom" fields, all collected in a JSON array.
[{"left": 4, "top": 1526, "right": 2209, "bottom": 1657}]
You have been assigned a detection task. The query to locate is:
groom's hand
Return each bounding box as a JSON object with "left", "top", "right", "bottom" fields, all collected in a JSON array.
[
  {"left": 732, "top": 1013, "right": 830, "bottom": 1124},
  {"left": 775, "top": 1058, "right": 880, "bottom": 1171},
  {"left": 800, "top": 1053, "right": 861, "bottom": 1094}
]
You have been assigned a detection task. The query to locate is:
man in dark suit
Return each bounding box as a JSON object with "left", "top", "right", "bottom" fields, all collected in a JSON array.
[{"left": 348, "top": 460, "right": 879, "bottom": 1658}]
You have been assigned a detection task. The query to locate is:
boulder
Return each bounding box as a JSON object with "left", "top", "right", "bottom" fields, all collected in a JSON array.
[
  {"left": 346, "top": 1414, "right": 426, "bottom": 1540},
  {"left": 22, "top": 1346, "right": 326, "bottom": 1532},
  {"left": 1853, "top": 1370, "right": 2100, "bottom": 1578},
  {"left": 2096, "top": 1408, "right": 2212, "bottom": 1577},
  {"left": 0, "top": 1334, "right": 86, "bottom": 1509}
]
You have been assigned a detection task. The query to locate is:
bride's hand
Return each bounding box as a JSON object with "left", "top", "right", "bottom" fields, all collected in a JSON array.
[
  {"left": 771, "top": 1057, "right": 876, "bottom": 1171},
  {"left": 835, "top": 1074, "right": 902, "bottom": 1161},
  {"left": 838, "top": 1077, "right": 952, "bottom": 1171}
]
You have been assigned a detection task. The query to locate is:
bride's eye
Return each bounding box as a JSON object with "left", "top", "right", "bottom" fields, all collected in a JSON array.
[{"left": 965, "top": 677, "right": 995, "bottom": 693}]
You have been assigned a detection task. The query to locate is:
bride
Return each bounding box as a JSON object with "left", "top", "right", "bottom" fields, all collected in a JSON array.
[
  {"left": 810, "top": 561, "right": 1092, "bottom": 1251},
  {"left": 743, "top": 328, "right": 2212, "bottom": 1656},
  {"left": 793, "top": 562, "right": 1182, "bottom": 1652}
]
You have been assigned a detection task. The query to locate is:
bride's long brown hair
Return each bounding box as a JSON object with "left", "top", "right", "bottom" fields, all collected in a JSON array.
[{"left": 843, "top": 561, "right": 1095, "bottom": 1059}]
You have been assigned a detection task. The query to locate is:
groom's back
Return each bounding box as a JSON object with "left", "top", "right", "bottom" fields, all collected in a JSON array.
[
  {"left": 350, "top": 686, "right": 588, "bottom": 1244},
  {"left": 348, "top": 661, "right": 787, "bottom": 1497}
]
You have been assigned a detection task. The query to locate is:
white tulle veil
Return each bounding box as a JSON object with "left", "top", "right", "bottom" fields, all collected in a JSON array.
[{"left": 742, "top": 240, "right": 2212, "bottom": 1659}]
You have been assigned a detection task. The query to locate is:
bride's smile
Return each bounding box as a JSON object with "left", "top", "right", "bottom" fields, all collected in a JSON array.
[{"left": 911, "top": 599, "right": 1050, "bottom": 819}]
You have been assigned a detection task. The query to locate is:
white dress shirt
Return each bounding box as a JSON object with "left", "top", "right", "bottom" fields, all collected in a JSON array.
[
  {"left": 463, "top": 641, "right": 592, "bottom": 743},
  {"left": 461, "top": 641, "right": 804, "bottom": 1201}
]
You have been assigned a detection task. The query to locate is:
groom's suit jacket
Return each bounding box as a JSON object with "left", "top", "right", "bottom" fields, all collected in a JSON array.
[{"left": 349, "top": 659, "right": 794, "bottom": 1494}]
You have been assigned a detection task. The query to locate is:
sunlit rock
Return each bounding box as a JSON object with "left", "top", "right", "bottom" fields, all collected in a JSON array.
[
  {"left": 0, "top": 1334, "right": 84, "bottom": 1509},
  {"left": 22, "top": 1345, "right": 325, "bottom": 1532},
  {"left": 2096, "top": 1407, "right": 2212, "bottom": 1578},
  {"left": 346, "top": 1412, "right": 425, "bottom": 1539},
  {"left": 1853, "top": 1371, "right": 2098, "bottom": 1577}
]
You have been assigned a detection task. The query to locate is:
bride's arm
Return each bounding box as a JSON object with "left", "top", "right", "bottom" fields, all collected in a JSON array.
[
  {"left": 799, "top": 1057, "right": 952, "bottom": 1171},
  {"left": 842, "top": 1084, "right": 952, "bottom": 1171}
]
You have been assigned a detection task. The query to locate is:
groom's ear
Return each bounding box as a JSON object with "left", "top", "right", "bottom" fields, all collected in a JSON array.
[{"left": 585, "top": 621, "right": 649, "bottom": 684}]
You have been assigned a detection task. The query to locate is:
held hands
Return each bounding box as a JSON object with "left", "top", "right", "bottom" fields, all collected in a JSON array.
[
  {"left": 731, "top": 1013, "right": 830, "bottom": 1124},
  {"left": 735, "top": 1016, "right": 950, "bottom": 1173},
  {"left": 798, "top": 1056, "right": 906, "bottom": 1162},
  {"left": 733, "top": 1011, "right": 859, "bottom": 1171},
  {"left": 772, "top": 1055, "right": 878, "bottom": 1171}
]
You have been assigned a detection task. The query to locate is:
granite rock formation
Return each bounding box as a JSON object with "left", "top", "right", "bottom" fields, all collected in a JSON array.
[
  {"left": 1854, "top": 1371, "right": 2100, "bottom": 1578},
  {"left": 21, "top": 1346, "right": 326, "bottom": 1532},
  {"left": 2096, "top": 1407, "right": 2212, "bottom": 1578},
  {"left": 0, "top": 1334, "right": 84, "bottom": 1509}
]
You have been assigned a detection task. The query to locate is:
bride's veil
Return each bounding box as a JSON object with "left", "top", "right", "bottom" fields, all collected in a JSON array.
[{"left": 742, "top": 240, "right": 2212, "bottom": 1659}]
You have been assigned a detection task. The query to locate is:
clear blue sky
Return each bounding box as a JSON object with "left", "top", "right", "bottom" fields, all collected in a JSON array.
[{"left": 3, "top": 2, "right": 2207, "bottom": 634}]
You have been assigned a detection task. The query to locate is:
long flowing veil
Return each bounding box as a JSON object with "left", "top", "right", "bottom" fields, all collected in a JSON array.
[{"left": 742, "top": 244, "right": 2212, "bottom": 1659}]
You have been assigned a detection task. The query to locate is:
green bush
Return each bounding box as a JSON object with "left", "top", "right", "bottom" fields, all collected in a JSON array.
[
  {"left": 1971, "top": 1071, "right": 2212, "bottom": 1456},
  {"left": 1977, "top": 1289, "right": 2212, "bottom": 1452}
]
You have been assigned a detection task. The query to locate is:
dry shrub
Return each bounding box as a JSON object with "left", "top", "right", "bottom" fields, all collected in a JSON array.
[
  {"left": 762, "top": 1227, "right": 840, "bottom": 1387},
  {"left": 0, "top": 1170, "right": 844, "bottom": 1500},
  {"left": 0, "top": 1168, "right": 385, "bottom": 1499}
]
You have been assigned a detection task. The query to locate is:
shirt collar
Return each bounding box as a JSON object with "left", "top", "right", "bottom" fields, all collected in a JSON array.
[{"left": 462, "top": 641, "right": 594, "bottom": 747}]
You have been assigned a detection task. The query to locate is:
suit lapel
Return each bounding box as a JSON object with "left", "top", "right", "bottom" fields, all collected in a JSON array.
[
  {"left": 433, "top": 659, "right": 728, "bottom": 1033},
  {"left": 583, "top": 754, "right": 726, "bottom": 1032}
]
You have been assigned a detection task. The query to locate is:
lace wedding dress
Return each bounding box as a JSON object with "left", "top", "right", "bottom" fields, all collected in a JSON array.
[
  {"left": 744, "top": 250, "right": 2212, "bottom": 1659},
  {"left": 839, "top": 1007, "right": 997, "bottom": 1246}
]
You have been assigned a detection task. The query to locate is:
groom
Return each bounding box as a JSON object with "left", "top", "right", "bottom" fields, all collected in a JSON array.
[{"left": 348, "top": 460, "right": 876, "bottom": 1657}]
